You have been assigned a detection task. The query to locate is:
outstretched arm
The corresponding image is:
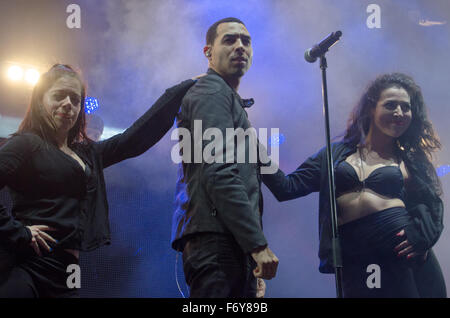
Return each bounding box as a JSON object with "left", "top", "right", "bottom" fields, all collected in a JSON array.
[
  {"left": 261, "top": 148, "right": 323, "bottom": 202},
  {"left": 95, "top": 79, "right": 196, "bottom": 168}
]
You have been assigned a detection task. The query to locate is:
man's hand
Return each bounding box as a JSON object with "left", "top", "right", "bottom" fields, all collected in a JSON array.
[
  {"left": 256, "top": 278, "right": 266, "bottom": 298},
  {"left": 26, "top": 225, "right": 57, "bottom": 256},
  {"left": 251, "top": 246, "right": 279, "bottom": 280}
]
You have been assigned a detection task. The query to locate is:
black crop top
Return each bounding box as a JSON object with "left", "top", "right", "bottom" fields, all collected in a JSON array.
[{"left": 334, "top": 160, "right": 406, "bottom": 200}]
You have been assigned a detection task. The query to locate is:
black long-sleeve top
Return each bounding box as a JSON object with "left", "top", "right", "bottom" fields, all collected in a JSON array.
[
  {"left": 0, "top": 80, "right": 195, "bottom": 253},
  {"left": 262, "top": 141, "right": 444, "bottom": 273}
]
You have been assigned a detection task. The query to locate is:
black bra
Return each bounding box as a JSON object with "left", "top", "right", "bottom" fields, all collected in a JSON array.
[{"left": 334, "top": 161, "right": 405, "bottom": 200}]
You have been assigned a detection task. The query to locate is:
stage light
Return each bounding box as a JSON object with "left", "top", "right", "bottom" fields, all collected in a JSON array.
[
  {"left": 436, "top": 165, "right": 450, "bottom": 178},
  {"left": 85, "top": 97, "right": 99, "bottom": 114},
  {"left": 7, "top": 65, "right": 24, "bottom": 81},
  {"left": 269, "top": 133, "right": 285, "bottom": 146},
  {"left": 25, "top": 68, "right": 40, "bottom": 85}
]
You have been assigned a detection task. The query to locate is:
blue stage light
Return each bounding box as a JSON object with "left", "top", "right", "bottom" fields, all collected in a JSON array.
[
  {"left": 269, "top": 133, "right": 285, "bottom": 147},
  {"left": 133, "top": 247, "right": 142, "bottom": 257},
  {"left": 85, "top": 97, "right": 99, "bottom": 114},
  {"left": 436, "top": 165, "right": 450, "bottom": 178}
]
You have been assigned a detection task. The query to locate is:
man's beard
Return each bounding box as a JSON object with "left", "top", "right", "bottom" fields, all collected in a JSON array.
[{"left": 230, "top": 65, "right": 247, "bottom": 78}]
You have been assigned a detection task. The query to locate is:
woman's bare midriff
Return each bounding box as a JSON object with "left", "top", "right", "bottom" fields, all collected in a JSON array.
[
  {"left": 336, "top": 148, "right": 410, "bottom": 226},
  {"left": 337, "top": 189, "right": 406, "bottom": 225}
]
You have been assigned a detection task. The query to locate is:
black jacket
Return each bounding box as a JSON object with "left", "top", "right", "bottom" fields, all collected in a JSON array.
[
  {"left": 262, "top": 141, "right": 444, "bottom": 273},
  {"left": 171, "top": 69, "right": 268, "bottom": 254},
  {"left": 0, "top": 80, "right": 194, "bottom": 253}
]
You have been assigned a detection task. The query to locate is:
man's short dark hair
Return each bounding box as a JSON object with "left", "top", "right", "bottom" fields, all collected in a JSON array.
[{"left": 206, "top": 17, "right": 246, "bottom": 45}]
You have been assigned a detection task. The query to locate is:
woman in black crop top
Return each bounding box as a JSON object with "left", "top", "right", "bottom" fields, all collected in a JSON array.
[
  {"left": 262, "top": 73, "right": 446, "bottom": 297},
  {"left": 0, "top": 64, "right": 196, "bottom": 297}
]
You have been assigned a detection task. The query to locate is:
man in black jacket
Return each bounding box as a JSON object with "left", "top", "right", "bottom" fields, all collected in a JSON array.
[{"left": 171, "top": 17, "right": 279, "bottom": 297}]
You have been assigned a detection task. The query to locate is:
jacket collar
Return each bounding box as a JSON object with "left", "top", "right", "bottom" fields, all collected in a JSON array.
[{"left": 206, "top": 68, "right": 254, "bottom": 108}]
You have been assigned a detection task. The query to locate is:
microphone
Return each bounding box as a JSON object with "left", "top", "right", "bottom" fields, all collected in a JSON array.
[{"left": 304, "top": 31, "right": 342, "bottom": 63}]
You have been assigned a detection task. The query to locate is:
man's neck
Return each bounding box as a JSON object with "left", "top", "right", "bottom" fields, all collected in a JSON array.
[
  {"left": 209, "top": 67, "right": 241, "bottom": 91},
  {"left": 225, "top": 76, "right": 240, "bottom": 91}
]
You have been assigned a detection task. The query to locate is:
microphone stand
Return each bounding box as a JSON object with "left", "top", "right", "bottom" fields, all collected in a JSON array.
[{"left": 319, "top": 55, "right": 344, "bottom": 298}]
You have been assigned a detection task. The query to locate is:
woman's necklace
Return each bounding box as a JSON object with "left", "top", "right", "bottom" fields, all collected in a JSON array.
[
  {"left": 358, "top": 147, "right": 366, "bottom": 190},
  {"left": 357, "top": 146, "right": 399, "bottom": 190}
]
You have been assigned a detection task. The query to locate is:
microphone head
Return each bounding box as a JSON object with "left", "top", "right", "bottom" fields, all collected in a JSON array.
[
  {"left": 305, "top": 31, "right": 343, "bottom": 63},
  {"left": 304, "top": 49, "right": 317, "bottom": 63}
]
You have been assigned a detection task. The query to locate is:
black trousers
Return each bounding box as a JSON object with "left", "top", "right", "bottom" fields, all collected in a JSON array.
[
  {"left": 0, "top": 247, "right": 79, "bottom": 298},
  {"left": 339, "top": 207, "right": 446, "bottom": 298},
  {"left": 182, "top": 233, "right": 257, "bottom": 298}
]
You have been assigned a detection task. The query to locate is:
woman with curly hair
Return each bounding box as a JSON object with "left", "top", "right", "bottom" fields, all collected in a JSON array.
[
  {"left": 0, "top": 64, "right": 196, "bottom": 297},
  {"left": 262, "top": 73, "right": 446, "bottom": 297}
]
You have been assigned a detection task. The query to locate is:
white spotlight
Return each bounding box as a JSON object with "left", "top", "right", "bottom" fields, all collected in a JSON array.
[
  {"left": 7, "top": 65, "right": 24, "bottom": 81},
  {"left": 25, "top": 68, "right": 40, "bottom": 85}
]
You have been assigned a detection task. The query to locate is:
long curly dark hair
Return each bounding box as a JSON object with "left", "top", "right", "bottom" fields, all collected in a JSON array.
[
  {"left": 16, "top": 64, "right": 91, "bottom": 145},
  {"left": 343, "top": 73, "right": 442, "bottom": 196}
]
